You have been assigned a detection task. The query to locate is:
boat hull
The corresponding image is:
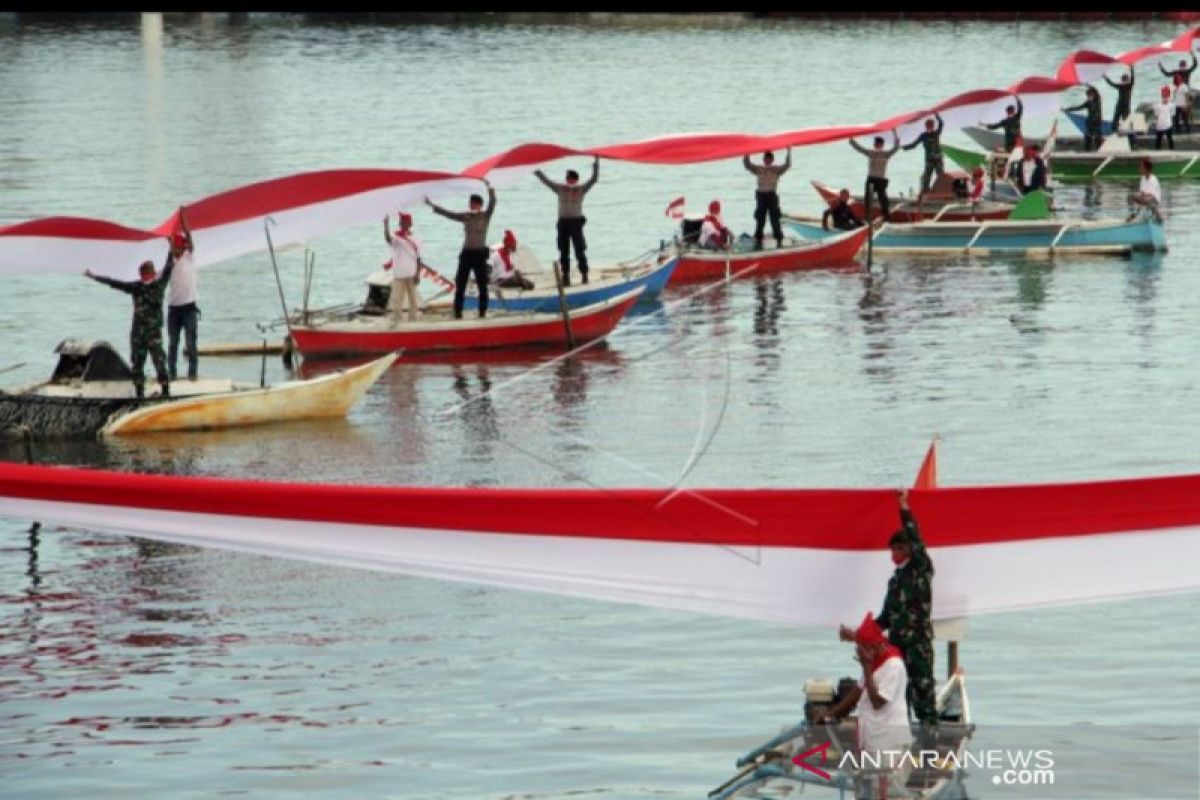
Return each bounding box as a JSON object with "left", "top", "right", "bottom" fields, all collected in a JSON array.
[
  {"left": 944, "top": 142, "right": 1200, "bottom": 181},
  {"left": 666, "top": 227, "right": 867, "bottom": 285},
  {"left": 458, "top": 256, "right": 676, "bottom": 312},
  {"left": 290, "top": 289, "right": 642, "bottom": 358},
  {"left": 788, "top": 217, "right": 1165, "bottom": 255},
  {"left": 808, "top": 180, "right": 1013, "bottom": 222},
  {"left": 100, "top": 353, "right": 398, "bottom": 436}
]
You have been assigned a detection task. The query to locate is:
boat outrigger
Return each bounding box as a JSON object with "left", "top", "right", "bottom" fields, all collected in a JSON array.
[
  {"left": 803, "top": 178, "right": 1017, "bottom": 223},
  {"left": 0, "top": 339, "right": 397, "bottom": 438},
  {"left": 944, "top": 141, "right": 1200, "bottom": 181},
  {"left": 710, "top": 635, "right": 974, "bottom": 800}
]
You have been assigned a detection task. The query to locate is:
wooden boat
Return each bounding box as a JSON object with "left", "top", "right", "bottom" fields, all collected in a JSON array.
[
  {"left": 0, "top": 339, "right": 397, "bottom": 438},
  {"left": 804, "top": 178, "right": 1016, "bottom": 223},
  {"left": 788, "top": 214, "right": 1166, "bottom": 256},
  {"left": 288, "top": 287, "right": 644, "bottom": 359},
  {"left": 709, "top": 659, "right": 973, "bottom": 800},
  {"left": 664, "top": 227, "right": 868, "bottom": 285},
  {"left": 449, "top": 253, "right": 678, "bottom": 313},
  {"left": 944, "top": 141, "right": 1200, "bottom": 181}
]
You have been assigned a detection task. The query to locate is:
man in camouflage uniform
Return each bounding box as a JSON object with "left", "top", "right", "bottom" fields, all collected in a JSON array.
[
  {"left": 842, "top": 488, "right": 938, "bottom": 728},
  {"left": 85, "top": 249, "right": 175, "bottom": 400}
]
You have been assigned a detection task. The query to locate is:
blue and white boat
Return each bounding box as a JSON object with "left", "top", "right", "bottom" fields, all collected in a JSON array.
[
  {"left": 455, "top": 253, "right": 678, "bottom": 313},
  {"left": 788, "top": 216, "right": 1165, "bottom": 256}
]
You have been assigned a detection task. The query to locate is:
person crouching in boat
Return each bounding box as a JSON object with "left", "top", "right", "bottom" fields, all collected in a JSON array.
[
  {"left": 699, "top": 201, "right": 733, "bottom": 250},
  {"left": 821, "top": 189, "right": 864, "bottom": 232},
  {"left": 489, "top": 229, "right": 534, "bottom": 290},
  {"left": 384, "top": 212, "right": 425, "bottom": 324},
  {"left": 1129, "top": 159, "right": 1164, "bottom": 222},
  {"left": 818, "top": 613, "right": 913, "bottom": 797},
  {"left": 984, "top": 97, "right": 1024, "bottom": 152},
  {"left": 901, "top": 113, "right": 945, "bottom": 198},
  {"left": 1014, "top": 146, "right": 1047, "bottom": 195},
  {"left": 742, "top": 148, "right": 791, "bottom": 250},
  {"left": 84, "top": 249, "right": 175, "bottom": 400},
  {"left": 1063, "top": 86, "right": 1103, "bottom": 152},
  {"left": 850, "top": 131, "right": 899, "bottom": 222},
  {"left": 840, "top": 489, "right": 937, "bottom": 731},
  {"left": 426, "top": 182, "right": 496, "bottom": 320}
]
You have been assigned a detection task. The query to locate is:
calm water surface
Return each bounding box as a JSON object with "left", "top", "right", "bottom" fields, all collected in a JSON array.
[{"left": 1, "top": 14, "right": 1198, "bottom": 799}]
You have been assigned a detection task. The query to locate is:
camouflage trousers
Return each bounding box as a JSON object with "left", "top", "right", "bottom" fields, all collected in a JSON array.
[
  {"left": 131, "top": 327, "right": 169, "bottom": 393},
  {"left": 900, "top": 638, "right": 938, "bottom": 727}
]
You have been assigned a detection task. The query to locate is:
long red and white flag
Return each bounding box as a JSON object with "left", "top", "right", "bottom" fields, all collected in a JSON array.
[
  {"left": 0, "top": 217, "right": 169, "bottom": 281},
  {"left": 1, "top": 461, "right": 1198, "bottom": 629}
]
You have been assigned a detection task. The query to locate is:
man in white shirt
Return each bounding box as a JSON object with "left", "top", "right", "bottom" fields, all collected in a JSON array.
[
  {"left": 698, "top": 200, "right": 732, "bottom": 250},
  {"left": 383, "top": 212, "right": 425, "bottom": 324},
  {"left": 1130, "top": 160, "right": 1164, "bottom": 222},
  {"left": 488, "top": 230, "right": 534, "bottom": 290},
  {"left": 1154, "top": 86, "right": 1176, "bottom": 150},
  {"left": 166, "top": 208, "right": 199, "bottom": 381},
  {"left": 818, "top": 613, "right": 913, "bottom": 798}
]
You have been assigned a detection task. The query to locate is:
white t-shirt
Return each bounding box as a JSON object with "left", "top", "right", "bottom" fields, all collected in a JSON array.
[
  {"left": 1021, "top": 158, "right": 1036, "bottom": 187},
  {"left": 1175, "top": 85, "right": 1193, "bottom": 109},
  {"left": 856, "top": 654, "right": 912, "bottom": 754},
  {"left": 1139, "top": 173, "right": 1162, "bottom": 204},
  {"left": 389, "top": 233, "right": 422, "bottom": 280},
  {"left": 168, "top": 251, "right": 198, "bottom": 307},
  {"left": 699, "top": 217, "right": 725, "bottom": 248},
  {"left": 1155, "top": 101, "right": 1175, "bottom": 131},
  {"left": 488, "top": 246, "right": 517, "bottom": 281}
]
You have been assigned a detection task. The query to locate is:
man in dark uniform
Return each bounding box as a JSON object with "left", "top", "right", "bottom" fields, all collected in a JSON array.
[
  {"left": 1160, "top": 52, "right": 1197, "bottom": 86},
  {"left": 427, "top": 182, "right": 497, "bottom": 319},
  {"left": 1105, "top": 71, "right": 1135, "bottom": 134},
  {"left": 821, "top": 189, "right": 864, "bottom": 231},
  {"left": 1064, "top": 87, "right": 1104, "bottom": 151},
  {"left": 984, "top": 97, "right": 1025, "bottom": 152},
  {"left": 841, "top": 488, "right": 937, "bottom": 728},
  {"left": 902, "top": 113, "right": 945, "bottom": 196},
  {"left": 84, "top": 246, "right": 175, "bottom": 399},
  {"left": 534, "top": 157, "right": 599, "bottom": 286},
  {"left": 743, "top": 149, "right": 792, "bottom": 250}
]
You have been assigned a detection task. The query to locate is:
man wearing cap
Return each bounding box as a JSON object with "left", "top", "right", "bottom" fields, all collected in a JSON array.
[
  {"left": 840, "top": 488, "right": 937, "bottom": 728},
  {"left": 489, "top": 230, "right": 534, "bottom": 290},
  {"left": 383, "top": 212, "right": 425, "bottom": 324},
  {"left": 84, "top": 245, "right": 176, "bottom": 400},
  {"left": 743, "top": 149, "right": 791, "bottom": 250},
  {"left": 818, "top": 613, "right": 913, "bottom": 795},
  {"left": 534, "top": 157, "right": 599, "bottom": 286},
  {"left": 698, "top": 201, "right": 732, "bottom": 250},
  {"left": 426, "top": 182, "right": 496, "bottom": 319},
  {"left": 165, "top": 208, "right": 198, "bottom": 381}
]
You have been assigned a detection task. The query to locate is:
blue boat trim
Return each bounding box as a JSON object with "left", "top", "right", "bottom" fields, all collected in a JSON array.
[{"left": 461, "top": 256, "right": 678, "bottom": 312}]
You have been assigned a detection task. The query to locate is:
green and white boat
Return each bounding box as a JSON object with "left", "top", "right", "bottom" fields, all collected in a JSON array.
[{"left": 943, "top": 141, "right": 1200, "bottom": 182}]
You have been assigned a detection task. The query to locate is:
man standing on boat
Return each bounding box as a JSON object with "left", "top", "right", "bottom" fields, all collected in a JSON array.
[
  {"left": 849, "top": 131, "right": 899, "bottom": 222},
  {"left": 166, "top": 208, "right": 198, "bottom": 382},
  {"left": 902, "top": 113, "right": 945, "bottom": 197},
  {"left": 743, "top": 149, "right": 791, "bottom": 250},
  {"left": 840, "top": 488, "right": 937, "bottom": 729},
  {"left": 384, "top": 212, "right": 425, "bottom": 324},
  {"left": 819, "top": 614, "right": 913, "bottom": 796},
  {"left": 984, "top": 97, "right": 1024, "bottom": 152},
  {"left": 1160, "top": 52, "right": 1197, "bottom": 87},
  {"left": 84, "top": 248, "right": 175, "bottom": 400},
  {"left": 1063, "top": 87, "right": 1103, "bottom": 152},
  {"left": 1153, "top": 86, "right": 1176, "bottom": 150},
  {"left": 1105, "top": 71, "right": 1135, "bottom": 135},
  {"left": 427, "top": 183, "right": 496, "bottom": 320},
  {"left": 534, "top": 157, "right": 599, "bottom": 286}
]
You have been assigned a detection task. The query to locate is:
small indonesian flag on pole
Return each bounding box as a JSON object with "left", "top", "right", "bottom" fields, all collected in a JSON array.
[
  {"left": 913, "top": 437, "right": 939, "bottom": 490},
  {"left": 420, "top": 263, "right": 456, "bottom": 291},
  {"left": 665, "top": 196, "right": 685, "bottom": 219}
]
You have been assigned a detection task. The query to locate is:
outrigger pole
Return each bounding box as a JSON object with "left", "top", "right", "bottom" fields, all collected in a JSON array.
[{"left": 263, "top": 217, "right": 296, "bottom": 366}]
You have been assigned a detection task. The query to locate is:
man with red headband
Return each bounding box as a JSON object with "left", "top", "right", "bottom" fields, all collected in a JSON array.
[
  {"left": 165, "top": 208, "right": 198, "bottom": 381},
  {"left": 84, "top": 244, "right": 176, "bottom": 400},
  {"left": 818, "top": 612, "right": 912, "bottom": 795},
  {"left": 489, "top": 230, "right": 534, "bottom": 290},
  {"left": 384, "top": 212, "right": 425, "bottom": 324},
  {"left": 840, "top": 488, "right": 937, "bottom": 728},
  {"left": 534, "top": 157, "right": 599, "bottom": 286},
  {"left": 698, "top": 201, "right": 732, "bottom": 250},
  {"left": 1154, "top": 85, "right": 1177, "bottom": 150}
]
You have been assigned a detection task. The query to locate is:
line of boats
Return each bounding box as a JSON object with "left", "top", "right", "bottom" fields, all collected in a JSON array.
[{"left": 2, "top": 146, "right": 1173, "bottom": 441}]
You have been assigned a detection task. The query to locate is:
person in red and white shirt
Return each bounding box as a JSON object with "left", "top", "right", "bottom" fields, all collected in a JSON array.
[
  {"left": 818, "top": 613, "right": 913, "bottom": 797},
  {"left": 383, "top": 212, "right": 425, "bottom": 323},
  {"left": 488, "top": 230, "right": 534, "bottom": 290},
  {"left": 699, "top": 200, "right": 732, "bottom": 250}
]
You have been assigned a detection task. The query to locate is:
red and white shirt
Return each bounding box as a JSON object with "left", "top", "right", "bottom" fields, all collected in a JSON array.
[{"left": 389, "top": 232, "right": 422, "bottom": 280}]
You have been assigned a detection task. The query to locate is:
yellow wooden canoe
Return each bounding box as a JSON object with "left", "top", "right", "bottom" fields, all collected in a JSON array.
[{"left": 100, "top": 352, "right": 398, "bottom": 436}]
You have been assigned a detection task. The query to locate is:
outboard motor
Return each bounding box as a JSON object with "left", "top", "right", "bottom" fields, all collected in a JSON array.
[{"left": 680, "top": 214, "right": 704, "bottom": 245}]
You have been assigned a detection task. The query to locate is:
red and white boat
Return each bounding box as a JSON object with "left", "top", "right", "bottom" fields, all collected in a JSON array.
[
  {"left": 288, "top": 287, "right": 644, "bottom": 359},
  {"left": 805, "top": 179, "right": 1015, "bottom": 223},
  {"left": 665, "top": 226, "right": 868, "bottom": 286}
]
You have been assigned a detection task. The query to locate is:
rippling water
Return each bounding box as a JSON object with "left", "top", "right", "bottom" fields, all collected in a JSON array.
[{"left": 1, "top": 13, "right": 1198, "bottom": 799}]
